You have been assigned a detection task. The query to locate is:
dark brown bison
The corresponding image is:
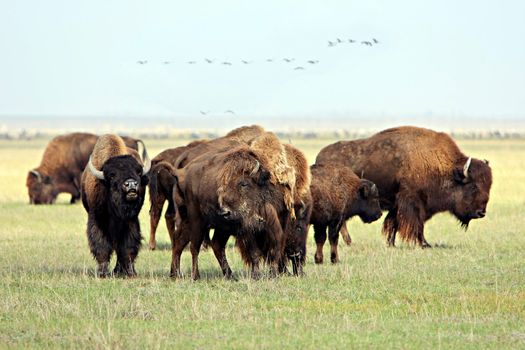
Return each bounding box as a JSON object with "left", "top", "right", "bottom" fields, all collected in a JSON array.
[
  {"left": 27, "top": 132, "right": 140, "bottom": 204},
  {"left": 147, "top": 140, "right": 208, "bottom": 250},
  {"left": 315, "top": 126, "right": 493, "bottom": 248},
  {"left": 171, "top": 144, "right": 288, "bottom": 280},
  {"left": 309, "top": 163, "right": 382, "bottom": 263},
  {"left": 81, "top": 134, "right": 151, "bottom": 277}
]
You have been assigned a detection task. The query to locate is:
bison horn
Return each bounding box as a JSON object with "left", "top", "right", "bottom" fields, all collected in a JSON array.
[
  {"left": 141, "top": 146, "right": 151, "bottom": 175},
  {"left": 463, "top": 157, "right": 472, "bottom": 179},
  {"left": 371, "top": 183, "right": 378, "bottom": 194},
  {"left": 30, "top": 170, "right": 42, "bottom": 182},
  {"left": 87, "top": 155, "right": 105, "bottom": 180},
  {"left": 250, "top": 160, "right": 260, "bottom": 176}
]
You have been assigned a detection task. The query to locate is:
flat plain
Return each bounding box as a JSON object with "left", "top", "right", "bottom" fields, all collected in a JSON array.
[{"left": 0, "top": 137, "right": 524, "bottom": 349}]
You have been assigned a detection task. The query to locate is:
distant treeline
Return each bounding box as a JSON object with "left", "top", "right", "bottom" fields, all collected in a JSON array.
[{"left": 1, "top": 129, "right": 524, "bottom": 141}]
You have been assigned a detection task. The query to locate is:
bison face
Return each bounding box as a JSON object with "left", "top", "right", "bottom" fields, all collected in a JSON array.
[
  {"left": 356, "top": 179, "right": 383, "bottom": 223},
  {"left": 94, "top": 155, "right": 149, "bottom": 220},
  {"left": 452, "top": 158, "right": 492, "bottom": 227},
  {"left": 285, "top": 199, "right": 312, "bottom": 271},
  {"left": 26, "top": 171, "right": 57, "bottom": 204}
]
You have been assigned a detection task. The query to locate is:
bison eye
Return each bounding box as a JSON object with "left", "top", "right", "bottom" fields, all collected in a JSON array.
[{"left": 239, "top": 180, "right": 249, "bottom": 188}]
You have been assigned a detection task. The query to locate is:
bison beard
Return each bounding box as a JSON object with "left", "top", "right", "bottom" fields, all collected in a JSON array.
[{"left": 82, "top": 135, "right": 150, "bottom": 278}]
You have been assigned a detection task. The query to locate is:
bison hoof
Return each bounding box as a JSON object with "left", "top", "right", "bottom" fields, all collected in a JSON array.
[
  {"left": 330, "top": 255, "right": 339, "bottom": 264},
  {"left": 148, "top": 242, "right": 156, "bottom": 250},
  {"left": 314, "top": 254, "right": 323, "bottom": 264},
  {"left": 421, "top": 241, "right": 432, "bottom": 249}
]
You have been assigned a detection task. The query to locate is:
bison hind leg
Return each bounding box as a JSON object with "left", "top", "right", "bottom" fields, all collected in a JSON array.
[{"left": 340, "top": 221, "right": 352, "bottom": 246}]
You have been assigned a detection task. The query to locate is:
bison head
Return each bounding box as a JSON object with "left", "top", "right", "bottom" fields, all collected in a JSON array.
[
  {"left": 355, "top": 179, "right": 382, "bottom": 223},
  {"left": 88, "top": 154, "right": 150, "bottom": 220},
  {"left": 26, "top": 170, "right": 57, "bottom": 204},
  {"left": 452, "top": 157, "right": 492, "bottom": 228},
  {"left": 285, "top": 198, "right": 312, "bottom": 274},
  {"left": 216, "top": 149, "right": 278, "bottom": 231}
]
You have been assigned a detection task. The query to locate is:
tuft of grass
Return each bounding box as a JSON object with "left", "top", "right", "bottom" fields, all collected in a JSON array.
[{"left": 0, "top": 138, "right": 524, "bottom": 349}]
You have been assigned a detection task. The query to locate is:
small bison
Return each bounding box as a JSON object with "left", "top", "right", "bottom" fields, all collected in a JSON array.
[
  {"left": 310, "top": 163, "right": 382, "bottom": 264},
  {"left": 316, "top": 126, "right": 493, "bottom": 248},
  {"left": 147, "top": 140, "right": 207, "bottom": 250},
  {"left": 81, "top": 134, "right": 150, "bottom": 277},
  {"left": 27, "top": 132, "right": 140, "bottom": 204}
]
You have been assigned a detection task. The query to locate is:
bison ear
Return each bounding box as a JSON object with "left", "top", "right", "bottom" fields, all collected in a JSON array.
[
  {"left": 453, "top": 168, "right": 468, "bottom": 184},
  {"left": 43, "top": 176, "right": 52, "bottom": 184},
  {"left": 359, "top": 182, "right": 370, "bottom": 199},
  {"left": 257, "top": 169, "right": 271, "bottom": 186}
]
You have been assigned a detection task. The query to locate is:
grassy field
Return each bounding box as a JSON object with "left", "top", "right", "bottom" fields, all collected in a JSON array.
[{"left": 0, "top": 137, "right": 524, "bottom": 349}]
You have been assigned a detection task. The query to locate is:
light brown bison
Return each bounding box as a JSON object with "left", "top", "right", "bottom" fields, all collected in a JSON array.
[
  {"left": 171, "top": 144, "right": 288, "bottom": 280},
  {"left": 27, "top": 132, "right": 140, "bottom": 204},
  {"left": 309, "top": 163, "right": 382, "bottom": 263},
  {"left": 81, "top": 135, "right": 151, "bottom": 277},
  {"left": 315, "top": 126, "right": 493, "bottom": 248},
  {"left": 147, "top": 140, "right": 208, "bottom": 250}
]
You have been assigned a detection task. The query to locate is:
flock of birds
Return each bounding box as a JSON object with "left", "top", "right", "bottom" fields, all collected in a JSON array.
[{"left": 135, "top": 37, "right": 380, "bottom": 116}]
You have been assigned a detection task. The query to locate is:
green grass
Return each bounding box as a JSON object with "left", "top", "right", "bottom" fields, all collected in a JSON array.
[{"left": 1, "top": 138, "right": 524, "bottom": 349}]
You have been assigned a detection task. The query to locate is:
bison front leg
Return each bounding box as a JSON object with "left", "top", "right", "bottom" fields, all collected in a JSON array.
[
  {"left": 340, "top": 221, "right": 352, "bottom": 246},
  {"left": 396, "top": 194, "right": 428, "bottom": 248},
  {"left": 382, "top": 210, "right": 398, "bottom": 247},
  {"left": 170, "top": 221, "right": 190, "bottom": 278},
  {"left": 211, "top": 229, "right": 234, "bottom": 279},
  {"left": 328, "top": 221, "right": 343, "bottom": 263},
  {"left": 114, "top": 221, "right": 141, "bottom": 277},
  {"left": 263, "top": 204, "right": 285, "bottom": 278},
  {"left": 87, "top": 215, "right": 112, "bottom": 278},
  {"left": 164, "top": 200, "right": 176, "bottom": 247},
  {"left": 313, "top": 224, "right": 327, "bottom": 264}
]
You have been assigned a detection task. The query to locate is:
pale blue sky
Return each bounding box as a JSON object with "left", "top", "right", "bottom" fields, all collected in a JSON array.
[{"left": 1, "top": 0, "right": 524, "bottom": 121}]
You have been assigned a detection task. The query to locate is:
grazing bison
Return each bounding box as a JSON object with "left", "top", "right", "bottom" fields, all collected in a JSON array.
[
  {"left": 309, "top": 164, "right": 382, "bottom": 263},
  {"left": 27, "top": 132, "right": 140, "bottom": 204},
  {"left": 171, "top": 144, "right": 288, "bottom": 280},
  {"left": 315, "top": 126, "right": 493, "bottom": 248},
  {"left": 81, "top": 134, "right": 150, "bottom": 277},
  {"left": 147, "top": 140, "right": 207, "bottom": 250}
]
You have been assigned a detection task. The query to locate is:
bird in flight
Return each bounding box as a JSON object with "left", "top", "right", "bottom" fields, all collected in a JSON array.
[
  {"left": 361, "top": 41, "right": 373, "bottom": 46},
  {"left": 328, "top": 41, "right": 336, "bottom": 47},
  {"left": 222, "top": 61, "right": 232, "bottom": 65},
  {"left": 241, "top": 60, "right": 252, "bottom": 64},
  {"left": 200, "top": 110, "right": 210, "bottom": 115},
  {"left": 204, "top": 58, "right": 214, "bottom": 63},
  {"left": 336, "top": 38, "right": 343, "bottom": 43},
  {"left": 136, "top": 60, "right": 148, "bottom": 65},
  {"left": 187, "top": 61, "right": 197, "bottom": 64},
  {"left": 307, "top": 60, "right": 319, "bottom": 64},
  {"left": 283, "top": 58, "right": 295, "bottom": 63},
  {"left": 266, "top": 58, "right": 274, "bottom": 62},
  {"left": 348, "top": 39, "right": 356, "bottom": 43},
  {"left": 294, "top": 66, "right": 305, "bottom": 70},
  {"left": 163, "top": 61, "right": 170, "bottom": 64},
  {"left": 373, "top": 38, "right": 379, "bottom": 44},
  {"left": 224, "top": 110, "right": 236, "bottom": 115}
]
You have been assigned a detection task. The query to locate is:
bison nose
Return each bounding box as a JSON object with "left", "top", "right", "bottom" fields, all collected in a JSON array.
[
  {"left": 218, "top": 207, "right": 232, "bottom": 218},
  {"left": 123, "top": 179, "right": 138, "bottom": 192},
  {"left": 476, "top": 209, "right": 486, "bottom": 218}
]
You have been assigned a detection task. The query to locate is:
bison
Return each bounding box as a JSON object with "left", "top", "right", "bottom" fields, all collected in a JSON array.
[
  {"left": 309, "top": 163, "right": 382, "bottom": 263},
  {"left": 147, "top": 140, "right": 208, "bottom": 250},
  {"left": 27, "top": 132, "right": 140, "bottom": 204},
  {"left": 315, "top": 126, "right": 493, "bottom": 248},
  {"left": 171, "top": 144, "right": 288, "bottom": 280},
  {"left": 81, "top": 134, "right": 151, "bottom": 277}
]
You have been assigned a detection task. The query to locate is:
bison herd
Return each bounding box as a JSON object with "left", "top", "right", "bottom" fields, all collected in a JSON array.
[{"left": 26, "top": 125, "right": 493, "bottom": 279}]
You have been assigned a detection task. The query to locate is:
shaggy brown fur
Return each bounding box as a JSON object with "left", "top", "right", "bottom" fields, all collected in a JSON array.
[
  {"left": 315, "top": 126, "right": 493, "bottom": 247},
  {"left": 81, "top": 135, "right": 149, "bottom": 278},
  {"left": 27, "top": 132, "right": 139, "bottom": 204},
  {"left": 310, "top": 164, "right": 382, "bottom": 263},
  {"left": 224, "top": 124, "right": 265, "bottom": 142},
  {"left": 147, "top": 140, "right": 207, "bottom": 250},
  {"left": 171, "top": 145, "right": 287, "bottom": 280}
]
